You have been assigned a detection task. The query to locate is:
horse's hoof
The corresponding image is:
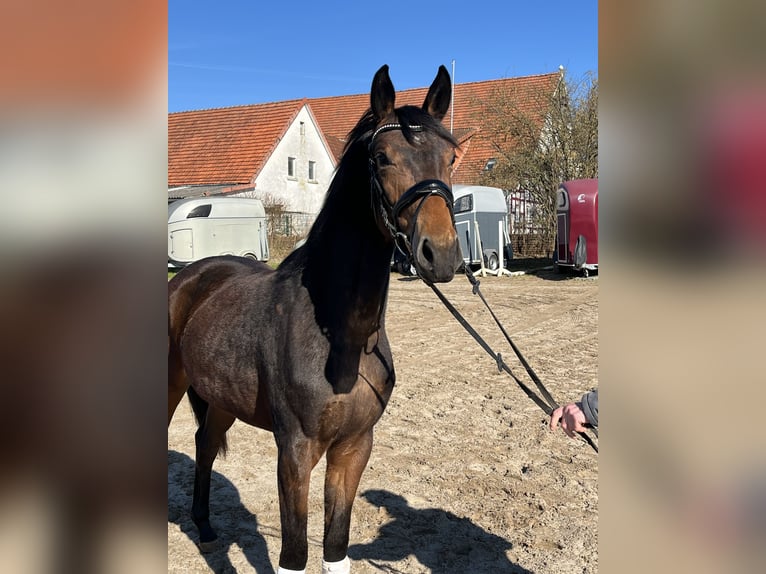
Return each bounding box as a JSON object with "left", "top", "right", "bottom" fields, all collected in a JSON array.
[{"left": 198, "top": 537, "right": 219, "bottom": 553}]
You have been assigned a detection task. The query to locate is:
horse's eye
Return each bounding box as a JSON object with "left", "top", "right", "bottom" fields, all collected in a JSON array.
[
  {"left": 375, "top": 152, "right": 391, "bottom": 167},
  {"left": 450, "top": 154, "right": 456, "bottom": 166}
]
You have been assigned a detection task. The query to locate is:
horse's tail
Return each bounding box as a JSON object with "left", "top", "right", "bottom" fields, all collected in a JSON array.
[
  {"left": 186, "top": 387, "right": 208, "bottom": 426},
  {"left": 186, "top": 385, "right": 208, "bottom": 426},
  {"left": 186, "top": 386, "right": 229, "bottom": 456}
]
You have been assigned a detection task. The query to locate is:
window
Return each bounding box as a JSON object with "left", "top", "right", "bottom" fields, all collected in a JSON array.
[
  {"left": 308, "top": 161, "right": 316, "bottom": 182},
  {"left": 187, "top": 204, "right": 211, "bottom": 218},
  {"left": 453, "top": 194, "right": 473, "bottom": 214},
  {"left": 287, "top": 156, "right": 296, "bottom": 178}
]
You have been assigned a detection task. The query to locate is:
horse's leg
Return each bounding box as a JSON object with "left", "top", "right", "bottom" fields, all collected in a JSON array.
[
  {"left": 322, "top": 430, "right": 373, "bottom": 573},
  {"left": 191, "top": 402, "right": 236, "bottom": 552},
  {"left": 276, "top": 435, "right": 323, "bottom": 573},
  {"left": 167, "top": 341, "right": 188, "bottom": 426}
]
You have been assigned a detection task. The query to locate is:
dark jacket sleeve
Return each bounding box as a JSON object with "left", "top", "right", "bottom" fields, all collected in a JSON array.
[{"left": 580, "top": 390, "right": 598, "bottom": 427}]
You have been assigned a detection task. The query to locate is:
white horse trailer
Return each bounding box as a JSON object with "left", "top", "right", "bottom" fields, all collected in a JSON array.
[
  {"left": 168, "top": 197, "right": 269, "bottom": 267},
  {"left": 453, "top": 185, "right": 510, "bottom": 270}
]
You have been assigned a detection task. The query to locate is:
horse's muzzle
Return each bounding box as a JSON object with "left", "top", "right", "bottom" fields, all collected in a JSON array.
[{"left": 412, "top": 232, "right": 462, "bottom": 283}]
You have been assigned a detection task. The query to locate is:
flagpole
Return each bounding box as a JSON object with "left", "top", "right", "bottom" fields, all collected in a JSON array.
[{"left": 450, "top": 59, "right": 455, "bottom": 133}]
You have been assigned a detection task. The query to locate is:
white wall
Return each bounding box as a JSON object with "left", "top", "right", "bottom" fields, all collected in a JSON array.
[{"left": 235, "top": 105, "right": 335, "bottom": 223}]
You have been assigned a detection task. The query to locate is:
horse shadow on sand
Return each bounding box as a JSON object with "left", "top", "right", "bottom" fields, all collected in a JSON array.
[
  {"left": 169, "top": 453, "right": 532, "bottom": 574},
  {"left": 349, "top": 489, "right": 533, "bottom": 573},
  {"left": 168, "top": 450, "right": 277, "bottom": 574}
]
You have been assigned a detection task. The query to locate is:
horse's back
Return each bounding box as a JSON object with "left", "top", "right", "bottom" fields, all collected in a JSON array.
[{"left": 168, "top": 256, "right": 272, "bottom": 344}]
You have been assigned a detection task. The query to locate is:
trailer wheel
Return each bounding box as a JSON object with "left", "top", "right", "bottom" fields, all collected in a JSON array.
[
  {"left": 244, "top": 253, "right": 258, "bottom": 261},
  {"left": 486, "top": 252, "right": 499, "bottom": 271}
]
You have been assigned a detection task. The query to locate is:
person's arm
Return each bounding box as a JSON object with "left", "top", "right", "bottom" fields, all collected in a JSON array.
[{"left": 580, "top": 389, "right": 598, "bottom": 427}]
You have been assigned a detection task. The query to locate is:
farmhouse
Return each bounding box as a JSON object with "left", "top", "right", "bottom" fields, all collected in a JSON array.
[
  {"left": 169, "top": 99, "right": 335, "bottom": 233},
  {"left": 168, "top": 70, "right": 560, "bottom": 233}
]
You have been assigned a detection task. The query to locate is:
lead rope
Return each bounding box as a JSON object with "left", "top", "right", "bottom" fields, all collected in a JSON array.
[{"left": 426, "top": 268, "right": 598, "bottom": 453}]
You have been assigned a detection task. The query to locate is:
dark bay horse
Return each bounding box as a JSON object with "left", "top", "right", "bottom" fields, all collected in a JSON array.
[{"left": 168, "top": 65, "right": 462, "bottom": 574}]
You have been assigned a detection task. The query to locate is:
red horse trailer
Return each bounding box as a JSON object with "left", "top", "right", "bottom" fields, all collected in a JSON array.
[{"left": 555, "top": 179, "right": 598, "bottom": 277}]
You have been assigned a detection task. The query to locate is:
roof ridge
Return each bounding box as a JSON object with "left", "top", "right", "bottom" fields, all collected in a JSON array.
[
  {"left": 452, "top": 70, "right": 560, "bottom": 87},
  {"left": 321, "top": 71, "right": 557, "bottom": 99},
  {"left": 170, "top": 71, "right": 561, "bottom": 114}
]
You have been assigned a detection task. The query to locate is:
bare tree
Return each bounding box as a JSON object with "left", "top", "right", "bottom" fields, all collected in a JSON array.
[
  {"left": 475, "top": 71, "right": 598, "bottom": 256},
  {"left": 256, "top": 193, "right": 303, "bottom": 264}
]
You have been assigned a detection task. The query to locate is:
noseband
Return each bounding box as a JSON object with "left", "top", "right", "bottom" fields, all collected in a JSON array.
[{"left": 368, "top": 123, "right": 455, "bottom": 258}]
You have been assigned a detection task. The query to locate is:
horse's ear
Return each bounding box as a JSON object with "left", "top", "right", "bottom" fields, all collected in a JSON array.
[
  {"left": 371, "top": 65, "right": 395, "bottom": 121},
  {"left": 422, "top": 65, "right": 451, "bottom": 121}
]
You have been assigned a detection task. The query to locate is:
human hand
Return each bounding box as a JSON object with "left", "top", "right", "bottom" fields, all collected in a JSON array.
[{"left": 549, "top": 401, "right": 588, "bottom": 438}]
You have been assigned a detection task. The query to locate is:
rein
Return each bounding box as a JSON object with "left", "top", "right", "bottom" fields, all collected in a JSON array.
[
  {"left": 427, "top": 267, "right": 599, "bottom": 453},
  {"left": 368, "top": 123, "right": 454, "bottom": 257}
]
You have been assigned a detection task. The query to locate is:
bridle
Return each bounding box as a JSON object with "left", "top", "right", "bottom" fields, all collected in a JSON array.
[{"left": 368, "top": 122, "right": 455, "bottom": 260}]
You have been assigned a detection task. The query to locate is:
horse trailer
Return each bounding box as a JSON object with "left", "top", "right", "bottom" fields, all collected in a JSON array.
[
  {"left": 168, "top": 197, "right": 270, "bottom": 267},
  {"left": 453, "top": 185, "right": 511, "bottom": 270},
  {"left": 555, "top": 179, "right": 598, "bottom": 276}
]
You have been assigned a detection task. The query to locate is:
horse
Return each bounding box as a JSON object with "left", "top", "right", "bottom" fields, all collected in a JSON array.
[{"left": 168, "top": 64, "right": 462, "bottom": 574}]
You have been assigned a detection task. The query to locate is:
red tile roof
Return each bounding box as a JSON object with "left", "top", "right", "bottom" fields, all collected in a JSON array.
[
  {"left": 168, "top": 72, "right": 560, "bottom": 187},
  {"left": 168, "top": 99, "right": 305, "bottom": 187}
]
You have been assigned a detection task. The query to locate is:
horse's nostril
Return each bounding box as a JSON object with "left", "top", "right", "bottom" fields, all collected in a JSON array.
[{"left": 421, "top": 240, "right": 434, "bottom": 264}]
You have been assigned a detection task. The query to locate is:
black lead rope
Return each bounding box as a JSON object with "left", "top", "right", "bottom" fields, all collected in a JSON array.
[
  {"left": 463, "top": 268, "right": 560, "bottom": 411},
  {"left": 426, "top": 267, "right": 599, "bottom": 453}
]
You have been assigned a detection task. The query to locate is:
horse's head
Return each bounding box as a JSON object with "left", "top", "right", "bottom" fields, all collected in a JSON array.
[{"left": 367, "top": 65, "right": 463, "bottom": 284}]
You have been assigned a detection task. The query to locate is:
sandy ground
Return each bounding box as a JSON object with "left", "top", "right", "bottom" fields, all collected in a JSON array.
[{"left": 168, "top": 268, "right": 598, "bottom": 573}]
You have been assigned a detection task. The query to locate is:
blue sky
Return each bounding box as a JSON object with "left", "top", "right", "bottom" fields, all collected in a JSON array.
[{"left": 169, "top": 1, "right": 597, "bottom": 112}]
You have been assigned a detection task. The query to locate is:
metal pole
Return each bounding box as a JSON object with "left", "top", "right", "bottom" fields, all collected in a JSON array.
[
  {"left": 450, "top": 59, "right": 455, "bottom": 133},
  {"left": 497, "top": 220, "right": 511, "bottom": 276}
]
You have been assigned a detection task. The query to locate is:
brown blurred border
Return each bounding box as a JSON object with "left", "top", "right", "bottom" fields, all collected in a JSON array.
[
  {"left": 601, "top": 1, "right": 766, "bottom": 573},
  {"left": 0, "top": 2, "right": 167, "bottom": 573}
]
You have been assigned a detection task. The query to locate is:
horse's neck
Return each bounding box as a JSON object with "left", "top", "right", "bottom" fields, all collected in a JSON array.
[{"left": 303, "top": 164, "right": 393, "bottom": 341}]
